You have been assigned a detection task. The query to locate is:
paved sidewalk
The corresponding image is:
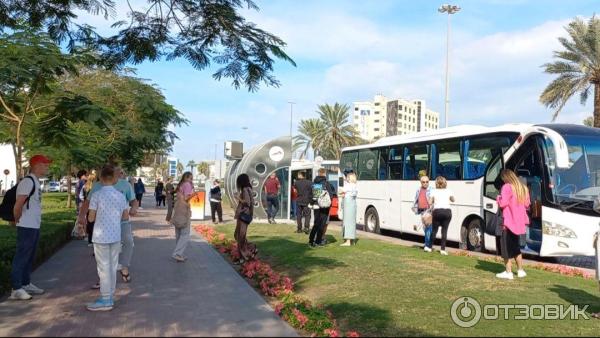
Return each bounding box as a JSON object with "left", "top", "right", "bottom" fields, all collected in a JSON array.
[{"left": 0, "top": 196, "right": 297, "bottom": 337}]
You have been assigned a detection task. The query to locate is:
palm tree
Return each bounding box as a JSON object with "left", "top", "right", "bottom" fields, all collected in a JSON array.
[
  {"left": 197, "top": 162, "right": 210, "bottom": 176},
  {"left": 294, "top": 118, "right": 326, "bottom": 159},
  {"left": 187, "top": 160, "right": 196, "bottom": 174},
  {"left": 176, "top": 161, "right": 184, "bottom": 176},
  {"left": 315, "top": 103, "right": 363, "bottom": 159},
  {"left": 540, "top": 16, "right": 600, "bottom": 127}
]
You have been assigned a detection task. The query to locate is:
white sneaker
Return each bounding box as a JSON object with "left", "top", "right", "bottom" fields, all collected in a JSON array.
[
  {"left": 424, "top": 247, "right": 432, "bottom": 253},
  {"left": 23, "top": 283, "right": 44, "bottom": 295},
  {"left": 496, "top": 271, "right": 514, "bottom": 280},
  {"left": 9, "top": 289, "right": 32, "bottom": 300},
  {"left": 440, "top": 250, "right": 448, "bottom": 256},
  {"left": 517, "top": 270, "right": 527, "bottom": 278}
]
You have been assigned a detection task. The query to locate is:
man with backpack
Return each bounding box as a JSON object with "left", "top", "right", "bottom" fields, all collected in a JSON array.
[
  {"left": 5, "top": 155, "right": 51, "bottom": 300},
  {"left": 309, "top": 168, "right": 335, "bottom": 248}
]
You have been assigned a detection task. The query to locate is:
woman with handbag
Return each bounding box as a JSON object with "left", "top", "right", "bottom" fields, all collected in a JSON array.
[
  {"left": 496, "top": 169, "right": 530, "bottom": 280},
  {"left": 170, "top": 172, "right": 194, "bottom": 262},
  {"left": 340, "top": 171, "right": 358, "bottom": 246},
  {"left": 414, "top": 175, "right": 433, "bottom": 252},
  {"left": 234, "top": 174, "right": 257, "bottom": 264}
]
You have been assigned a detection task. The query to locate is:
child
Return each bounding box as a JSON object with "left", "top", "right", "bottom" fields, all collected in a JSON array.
[{"left": 86, "top": 165, "right": 129, "bottom": 311}]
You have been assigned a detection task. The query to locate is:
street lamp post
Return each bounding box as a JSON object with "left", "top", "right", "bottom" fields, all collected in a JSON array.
[
  {"left": 288, "top": 101, "right": 295, "bottom": 157},
  {"left": 438, "top": 4, "right": 460, "bottom": 128}
]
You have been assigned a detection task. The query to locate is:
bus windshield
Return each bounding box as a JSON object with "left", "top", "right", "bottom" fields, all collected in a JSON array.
[{"left": 547, "top": 135, "right": 600, "bottom": 204}]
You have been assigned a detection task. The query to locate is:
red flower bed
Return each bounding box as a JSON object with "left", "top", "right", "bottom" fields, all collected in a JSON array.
[{"left": 194, "top": 224, "right": 360, "bottom": 337}]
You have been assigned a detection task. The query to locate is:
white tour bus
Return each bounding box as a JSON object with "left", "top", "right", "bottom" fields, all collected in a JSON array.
[{"left": 339, "top": 123, "right": 600, "bottom": 257}]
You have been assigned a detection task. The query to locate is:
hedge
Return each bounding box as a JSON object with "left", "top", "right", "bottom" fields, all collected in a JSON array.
[{"left": 0, "top": 193, "right": 74, "bottom": 295}]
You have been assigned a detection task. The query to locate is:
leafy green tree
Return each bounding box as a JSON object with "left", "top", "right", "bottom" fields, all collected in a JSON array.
[
  {"left": 57, "top": 68, "right": 187, "bottom": 172},
  {"left": 1, "top": 0, "right": 296, "bottom": 91},
  {"left": 540, "top": 16, "right": 600, "bottom": 127},
  {"left": 0, "top": 27, "right": 87, "bottom": 178},
  {"left": 177, "top": 161, "right": 184, "bottom": 176},
  {"left": 583, "top": 116, "right": 594, "bottom": 127}
]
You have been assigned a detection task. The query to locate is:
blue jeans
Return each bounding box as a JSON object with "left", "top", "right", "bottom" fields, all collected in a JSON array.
[
  {"left": 11, "top": 227, "right": 40, "bottom": 290},
  {"left": 291, "top": 201, "right": 297, "bottom": 218},
  {"left": 266, "top": 194, "right": 279, "bottom": 219},
  {"left": 424, "top": 225, "right": 433, "bottom": 248}
]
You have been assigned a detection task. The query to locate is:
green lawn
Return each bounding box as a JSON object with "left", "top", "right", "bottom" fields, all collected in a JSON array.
[
  {"left": 214, "top": 223, "right": 600, "bottom": 336},
  {"left": 0, "top": 193, "right": 75, "bottom": 295}
]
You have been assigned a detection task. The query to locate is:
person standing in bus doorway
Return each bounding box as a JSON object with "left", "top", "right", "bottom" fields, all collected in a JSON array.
[
  {"left": 496, "top": 169, "right": 530, "bottom": 280},
  {"left": 340, "top": 171, "right": 358, "bottom": 246},
  {"left": 294, "top": 171, "right": 312, "bottom": 234},
  {"left": 414, "top": 175, "right": 434, "bottom": 252},
  {"left": 264, "top": 173, "right": 281, "bottom": 224},
  {"left": 429, "top": 176, "right": 455, "bottom": 256}
]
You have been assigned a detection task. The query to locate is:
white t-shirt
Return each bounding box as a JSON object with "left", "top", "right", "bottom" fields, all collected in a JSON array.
[
  {"left": 430, "top": 188, "right": 454, "bottom": 210},
  {"left": 16, "top": 174, "right": 42, "bottom": 229},
  {"left": 89, "top": 186, "right": 128, "bottom": 244}
]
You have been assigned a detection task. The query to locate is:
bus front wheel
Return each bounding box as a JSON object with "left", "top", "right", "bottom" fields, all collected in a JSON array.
[
  {"left": 364, "top": 208, "right": 381, "bottom": 234},
  {"left": 465, "top": 218, "right": 484, "bottom": 252}
]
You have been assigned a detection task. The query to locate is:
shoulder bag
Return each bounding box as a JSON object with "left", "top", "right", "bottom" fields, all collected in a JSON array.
[{"left": 485, "top": 208, "right": 504, "bottom": 236}]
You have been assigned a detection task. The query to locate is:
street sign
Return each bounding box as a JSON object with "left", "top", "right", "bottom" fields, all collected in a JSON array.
[{"left": 3, "top": 169, "right": 9, "bottom": 175}]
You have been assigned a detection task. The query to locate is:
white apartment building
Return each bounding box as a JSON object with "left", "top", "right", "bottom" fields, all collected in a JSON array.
[
  {"left": 352, "top": 94, "right": 388, "bottom": 141},
  {"left": 353, "top": 95, "right": 439, "bottom": 141}
]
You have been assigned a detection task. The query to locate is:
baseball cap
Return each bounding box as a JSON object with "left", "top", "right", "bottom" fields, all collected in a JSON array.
[{"left": 29, "top": 155, "right": 52, "bottom": 166}]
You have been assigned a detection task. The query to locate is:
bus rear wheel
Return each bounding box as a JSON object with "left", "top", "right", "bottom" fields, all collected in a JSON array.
[
  {"left": 466, "top": 218, "right": 484, "bottom": 252},
  {"left": 364, "top": 208, "right": 381, "bottom": 234}
]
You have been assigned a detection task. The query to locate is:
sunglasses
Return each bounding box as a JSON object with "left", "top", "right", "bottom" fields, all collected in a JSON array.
[{"left": 421, "top": 181, "right": 429, "bottom": 184}]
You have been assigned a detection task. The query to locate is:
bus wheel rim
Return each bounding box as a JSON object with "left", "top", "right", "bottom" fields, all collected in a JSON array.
[{"left": 468, "top": 227, "right": 481, "bottom": 248}]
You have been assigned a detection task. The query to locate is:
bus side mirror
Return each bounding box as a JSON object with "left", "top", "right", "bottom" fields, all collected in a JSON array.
[{"left": 594, "top": 197, "right": 600, "bottom": 214}]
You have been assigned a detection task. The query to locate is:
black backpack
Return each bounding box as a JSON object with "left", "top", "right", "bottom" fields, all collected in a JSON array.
[{"left": 0, "top": 176, "right": 36, "bottom": 222}]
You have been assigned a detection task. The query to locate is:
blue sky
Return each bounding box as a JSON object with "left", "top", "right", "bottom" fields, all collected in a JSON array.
[{"left": 76, "top": 0, "right": 600, "bottom": 165}]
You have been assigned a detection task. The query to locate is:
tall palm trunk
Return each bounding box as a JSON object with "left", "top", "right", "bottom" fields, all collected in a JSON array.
[{"left": 594, "top": 82, "right": 600, "bottom": 128}]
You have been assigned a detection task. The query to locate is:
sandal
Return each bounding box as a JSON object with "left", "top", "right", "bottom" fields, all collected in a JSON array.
[{"left": 120, "top": 270, "right": 131, "bottom": 283}]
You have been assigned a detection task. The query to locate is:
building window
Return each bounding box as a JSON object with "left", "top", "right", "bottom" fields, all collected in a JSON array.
[
  {"left": 374, "top": 119, "right": 380, "bottom": 123},
  {"left": 374, "top": 102, "right": 380, "bottom": 106},
  {"left": 374, "top": 128, "right": 380, "bottom": 131},
  {"left": 375, "top": 111, "right": 380, "bottom": 114},
  {"left": 354, "top": 107, "right": 358, "bottom": 111}
]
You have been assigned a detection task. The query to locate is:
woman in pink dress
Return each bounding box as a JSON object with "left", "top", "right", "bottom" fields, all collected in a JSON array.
[{"left": 496, "top": 169, "right": 530, "bottom": 280}]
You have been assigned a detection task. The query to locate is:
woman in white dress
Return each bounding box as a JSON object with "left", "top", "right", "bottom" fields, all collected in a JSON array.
[{"left": 341, "top": 172, "right": 358, "bottom": 246}]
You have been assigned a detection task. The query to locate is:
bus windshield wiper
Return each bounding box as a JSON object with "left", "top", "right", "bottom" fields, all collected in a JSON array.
[{"left": 557, "top": 199, "right": 589, "bottom": 212}]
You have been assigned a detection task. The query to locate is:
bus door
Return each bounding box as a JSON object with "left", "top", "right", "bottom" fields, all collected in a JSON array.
[
  {"left": 482, "top": 154, "right": 503, "bottom": 253},
  {"left": 505, "top": 136, "right": 545, "bottom": 255}
]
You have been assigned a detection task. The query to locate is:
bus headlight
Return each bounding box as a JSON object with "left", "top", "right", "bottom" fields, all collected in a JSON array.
[{"left": 542, "top": 221, "right": 577, "bottom": 239}]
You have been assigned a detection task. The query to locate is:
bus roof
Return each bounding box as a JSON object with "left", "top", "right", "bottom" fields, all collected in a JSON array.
[{"left": 342, "top": 123, "right": 535, "bottom": 152}]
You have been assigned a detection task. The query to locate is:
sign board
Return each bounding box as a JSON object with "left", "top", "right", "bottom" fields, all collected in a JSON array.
[{"left": 190, "top": 191, "right": 206, "bottom": 220}]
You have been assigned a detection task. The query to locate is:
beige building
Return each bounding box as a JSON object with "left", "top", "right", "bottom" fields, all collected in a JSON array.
[
  {"left": 353, "top": 95, "right": 439, "bottom": 141},
  {"left": 352, "top": 94, "right": 388, "bottom": 141}
]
